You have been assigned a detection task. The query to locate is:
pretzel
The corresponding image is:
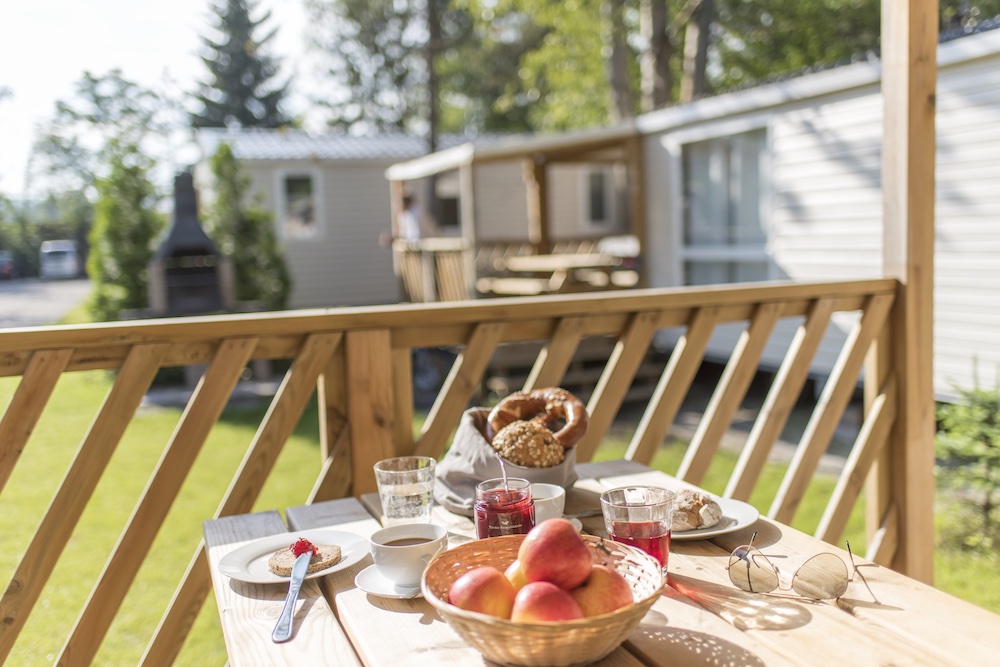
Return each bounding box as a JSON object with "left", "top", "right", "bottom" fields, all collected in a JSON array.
[{"left": 487, "top": 387, "right": 589, "bottom": 449}]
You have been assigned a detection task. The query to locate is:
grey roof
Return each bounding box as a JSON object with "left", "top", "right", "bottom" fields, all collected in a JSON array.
[{"left": 196, "top": 128, "right": 477, "bottom": 163}]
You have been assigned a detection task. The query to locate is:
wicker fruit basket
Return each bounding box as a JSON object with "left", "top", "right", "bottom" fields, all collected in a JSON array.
[{"left": 420, "top": 534, "right": 665, "bottom": 667}]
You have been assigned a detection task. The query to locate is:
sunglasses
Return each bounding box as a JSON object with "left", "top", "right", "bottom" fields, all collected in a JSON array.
[{"left": 726, "top": 531, "right": 881, "bottom": 603}]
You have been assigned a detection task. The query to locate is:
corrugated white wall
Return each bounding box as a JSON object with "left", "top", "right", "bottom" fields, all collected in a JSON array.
[
  {"left": 643, "top": 29, "right": 1000, "bottom": 398},
  {"left": 243, "top": 160, "right": 401, "bottom": 308},
  {"left": 934, "top": 52, "right": 1000, "bottom": 399}
]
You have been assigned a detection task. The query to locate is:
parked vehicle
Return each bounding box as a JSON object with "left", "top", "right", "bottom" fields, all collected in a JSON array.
[
  {"left": 39, "top": 240, "right": 81, "bottom": 279},
  {"left": 0, "top": 251, "right": 13, "bottom": 279}
]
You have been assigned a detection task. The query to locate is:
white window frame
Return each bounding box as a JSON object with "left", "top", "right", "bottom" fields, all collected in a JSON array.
[
  {"left": 275, "top": 168, "right": 324, "bottom": 241},
  {"left": 664, "top": 116, "right": 774, "bottom": 287}
]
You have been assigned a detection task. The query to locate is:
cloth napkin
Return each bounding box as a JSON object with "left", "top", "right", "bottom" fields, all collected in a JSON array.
[{"left": 434, "top": 407, "right": 579, "bottom": 516}]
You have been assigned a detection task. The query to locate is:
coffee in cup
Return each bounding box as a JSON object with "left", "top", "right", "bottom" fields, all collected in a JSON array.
[{"left": 369, "top": 523, "right": 448, "bottom": 587}]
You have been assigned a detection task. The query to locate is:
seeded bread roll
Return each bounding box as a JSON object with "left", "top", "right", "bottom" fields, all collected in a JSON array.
[
  {"left": 491, "top": 419, "right": 566, "bottom": 468},
  {"left": 672, "top": 489, "right": 723, "bottom": 532},
  {"left": 267, "top": 543, "right": 342, "bottom": 576}
]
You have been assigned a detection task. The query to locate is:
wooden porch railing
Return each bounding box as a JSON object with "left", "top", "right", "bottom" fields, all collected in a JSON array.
[{"left": 0, "top": 278, "right": 919, "bottom": 665}]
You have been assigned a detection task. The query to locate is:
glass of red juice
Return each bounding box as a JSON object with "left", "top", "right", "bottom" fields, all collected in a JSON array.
[
  {"left": 599, "top": 486, "right": 674, "bottom": 569},
  {"left": 474, "top": 478, "right": 535, "bottom": 539}
]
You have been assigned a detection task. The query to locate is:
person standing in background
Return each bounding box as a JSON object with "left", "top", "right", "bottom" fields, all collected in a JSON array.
[{"left": 397, "top": 192, "right": 438, "bottom": 242}]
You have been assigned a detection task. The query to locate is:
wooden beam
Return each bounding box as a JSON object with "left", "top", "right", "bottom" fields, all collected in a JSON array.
[
  {"left": 523, "top": 156, "right": 551, "bottom": 253},
  {"left": 878, "top": 0, "right": 938, "bottom": 583},
  {"left": 459, "top": 163, "right": 477, "bottom": 299}
]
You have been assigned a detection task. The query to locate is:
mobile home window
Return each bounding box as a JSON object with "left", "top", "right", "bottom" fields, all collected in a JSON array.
[
  {"left": 588, "top": 171, "right": 608, "bottom": 224},
  {"left": 681, "top": 129, "right": 769, "bottom": 285},
  {"left": 281, "top": 174, "right": 318, "bottom": 239}
]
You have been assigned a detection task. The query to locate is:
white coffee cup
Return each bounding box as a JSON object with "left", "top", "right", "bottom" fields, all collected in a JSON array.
[
  {"left": 369, "top": 523, "right": 448, "bottom": 587},
  {"left": 530, "top": 483, "right": 567, "bottom": 524}
]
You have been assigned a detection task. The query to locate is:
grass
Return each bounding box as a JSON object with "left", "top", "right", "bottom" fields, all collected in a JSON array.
[{"left": 2, "top": 370, "right": 998, "bottom": 665}]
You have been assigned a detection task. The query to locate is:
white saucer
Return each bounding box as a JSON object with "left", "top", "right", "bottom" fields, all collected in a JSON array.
[
  {"left": 354, "top": 564, "right": 423, "bottom": 599},
  {"left": 566, "top": 517, "right": 583, "bottom": 532}
]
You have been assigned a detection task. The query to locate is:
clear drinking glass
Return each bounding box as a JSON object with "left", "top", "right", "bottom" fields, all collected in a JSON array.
[
  {"left": 373, "top": 456, "right": 436, "bottom": 526},
  {"left": 599, "top": 486, "right": 674, "bottom": 569}
]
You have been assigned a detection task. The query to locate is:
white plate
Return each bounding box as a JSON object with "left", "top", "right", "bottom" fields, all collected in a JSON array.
[
  {"left": 218, "top": 528, "right": 369, "bottom": 584},
  {"left": 671, "top": 496, "right": 760, "bottom": 541},
  {"left": 354, "top": 564, "right": 423, "bottom": 599}
]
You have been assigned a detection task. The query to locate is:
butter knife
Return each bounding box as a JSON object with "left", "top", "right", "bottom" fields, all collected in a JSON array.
[{"left": 272, "top": 552, "right": 311, "bottom": 642}]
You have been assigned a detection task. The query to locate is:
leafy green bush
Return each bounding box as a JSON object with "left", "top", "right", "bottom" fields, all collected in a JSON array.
[{"left": 936, "top": 385, "right": 1000, "bottom": 552}]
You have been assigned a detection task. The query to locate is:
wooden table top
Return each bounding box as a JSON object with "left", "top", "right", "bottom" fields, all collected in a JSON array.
[
  {"left": 203, "top": 460, "right": 1000, "bottom": 666},
  {"left": 500, "top": 253, "right": 623, "bottom": 273}
]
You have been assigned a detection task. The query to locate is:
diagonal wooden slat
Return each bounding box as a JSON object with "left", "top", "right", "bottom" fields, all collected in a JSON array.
[
  {"left": 677, "top": 302, "right": 783, "bottom": 485},
  {"left": 141, "top": 332, "right": 341, "bottom": 664},
  {"left": 576, "top": 311, "right": 659, "bottom": 461},
  {"left": 725, "top": 299, "right": 836, "bottom": 500},
  {"left": 140, "top": 543, "right": 212, "bottom": 667},
  {"left": 0, "top": 348, "right": 72, "bottom": 493},
  {"left": 219, "top": 332, "right": 341, "bottom": 517},
  {"left": 626, "top": 307, "right": 721, "bottom": 464},
  {"left": 867, "top": 502, "right": 899, "bottom": 566},
  {"left": 57, "top": 338, "right": 258, "bottom": 666},
  {"left": 769, "top": 293, "right": 894, "bottom": 524},
  {"left": 311, "top": 345, "right": 353, "bottom": 502},
  {"left": 0, "top": 343, "right": 168, "bottom": 662},
  {"left": 415, "top": 321, "right": 507, "bottom": 460},
  {"left": 523, "top": 316, "right": 587, "bottom": 390},
  {"left": 816, "top": 376, "right": 897, "bottom": 544}
]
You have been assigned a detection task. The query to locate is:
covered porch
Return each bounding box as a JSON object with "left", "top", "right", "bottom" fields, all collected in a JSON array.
[{"left": 0, "top": 0, "right": 938, "bottom": 662}]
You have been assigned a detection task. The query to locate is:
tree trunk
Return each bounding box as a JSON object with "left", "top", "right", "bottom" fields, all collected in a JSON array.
[
  {"left": 425, "top": 0, "right": 442, "bottom": 223},
  {"left": 640, "top": 0, "right": 672, "bottom": 112},
  {"left": 602, "top": 0, "right": 634, "bottom": 122},
  {"left": 680, "top": 0, "right": 713, "bottom": 103}
]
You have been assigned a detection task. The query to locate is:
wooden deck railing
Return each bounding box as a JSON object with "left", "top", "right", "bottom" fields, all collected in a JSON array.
[{"left": 0, "top": 278, "right": 919, "bottom": 665}]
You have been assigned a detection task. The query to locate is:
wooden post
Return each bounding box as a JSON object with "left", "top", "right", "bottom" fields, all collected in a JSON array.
[
  {"left": 626, "top": 134, "right": 647, "bottom": 287},
  {"left": 346, "top": 330, "right": 396, "bottom": 496},
  {"left": 872, "top": 0, "right": 938, "bottom": 583},
  {"left": 459, "top": 163, "right": 477, "bottom": 299},
  {"left": 523, "top": 156, "right": 551, "bottom": 253}
]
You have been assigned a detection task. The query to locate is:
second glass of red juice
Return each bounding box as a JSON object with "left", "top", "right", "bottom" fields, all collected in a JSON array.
[
  {"left": 474, "top": 477, "right": 535, "bottom": 538},
  {"left": 599, "top": 486, "right": 674, "bottom": 569}
]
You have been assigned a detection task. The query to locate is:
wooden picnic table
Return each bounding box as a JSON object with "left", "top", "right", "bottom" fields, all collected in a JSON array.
[
  {"left": 479, "top": 253, "right": 636, "bottom": 296},
  {"left": 203, "top": 460, "right": 1000, "bottom": 666}
]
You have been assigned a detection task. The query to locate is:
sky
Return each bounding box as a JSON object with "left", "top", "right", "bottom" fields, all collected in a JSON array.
[{"left": 0, "top": 0, "right": 313, "bottom": 199}]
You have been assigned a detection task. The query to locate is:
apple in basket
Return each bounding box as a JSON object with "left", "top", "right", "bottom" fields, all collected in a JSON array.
[
  {"left": 517, "top": 518, "right": 592, "bottom": 590},
  {"left": 571, "top": 564, "right": 635, "bottom": 617},
  {"left": 504, "top": 559, "right": 529, "bottom": 592},
  {"left": 511, "top": 581, "right": 583, "bottom": 622},
  {"left": 447, "top": 566, "right": 517, "bottom": 618}
]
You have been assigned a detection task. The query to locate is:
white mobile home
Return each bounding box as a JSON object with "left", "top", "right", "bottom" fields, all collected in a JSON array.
[
  {"left": 636, "top": 24, "right": 1000, "bottom": 400},
  {"left": 197, "top": 128, "right": 631, "bottom": 307},
  {"left": 385, "top": 23, "right": 1000, "bottom": 400},
  {"left": 196, "top": 129, "right": 439, "bottom": 308}
]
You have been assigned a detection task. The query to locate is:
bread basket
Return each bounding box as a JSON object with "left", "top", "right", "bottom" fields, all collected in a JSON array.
[{"left": 420, "top": 534, "right": 665, "bottom": 667}]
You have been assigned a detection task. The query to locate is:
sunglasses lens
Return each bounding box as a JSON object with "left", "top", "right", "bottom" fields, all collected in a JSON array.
[
  {"left": 729, "top": 546, "right": 779, "bottom": 593},
  {"left": 792, "top": 553, "right": 849, "bottom": 599}
]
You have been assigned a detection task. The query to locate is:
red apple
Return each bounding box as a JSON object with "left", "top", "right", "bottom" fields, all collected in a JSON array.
[
  {"left": 571, "top": 564, "right": 635, "bottom": 617},
  {"left": 511, "top": 581, "right": 584, "bottom": 622},
  {"left": 518, "top": 517, "right": 592, "bottom": 590},
  {"left": 504, "top": 559, "right": 529, "bottom": 592},
  {"left": 448, "top": 566, "right": 516, "bottom": 619}
]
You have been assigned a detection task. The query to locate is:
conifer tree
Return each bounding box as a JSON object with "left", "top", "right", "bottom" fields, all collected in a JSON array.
[{"left": 191, "top": 0, "right": 290, "bottom": 128}]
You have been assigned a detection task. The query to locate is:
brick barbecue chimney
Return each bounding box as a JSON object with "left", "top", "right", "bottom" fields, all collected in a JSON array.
[{"left": 148, "top": 171, "right": 235, "bottom": 316}]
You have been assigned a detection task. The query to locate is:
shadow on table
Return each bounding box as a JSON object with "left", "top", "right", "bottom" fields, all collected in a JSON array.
[
  {"left": 669, "top": 573, "right": 814, "bottom": 632},
  {"left": 628, "top": 609, "right": 767, "bottom": 666}
]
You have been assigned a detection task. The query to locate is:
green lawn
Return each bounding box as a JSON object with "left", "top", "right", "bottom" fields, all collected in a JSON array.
[{"left": 1, "top": 370, "right": 997, "bottom": 665}]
